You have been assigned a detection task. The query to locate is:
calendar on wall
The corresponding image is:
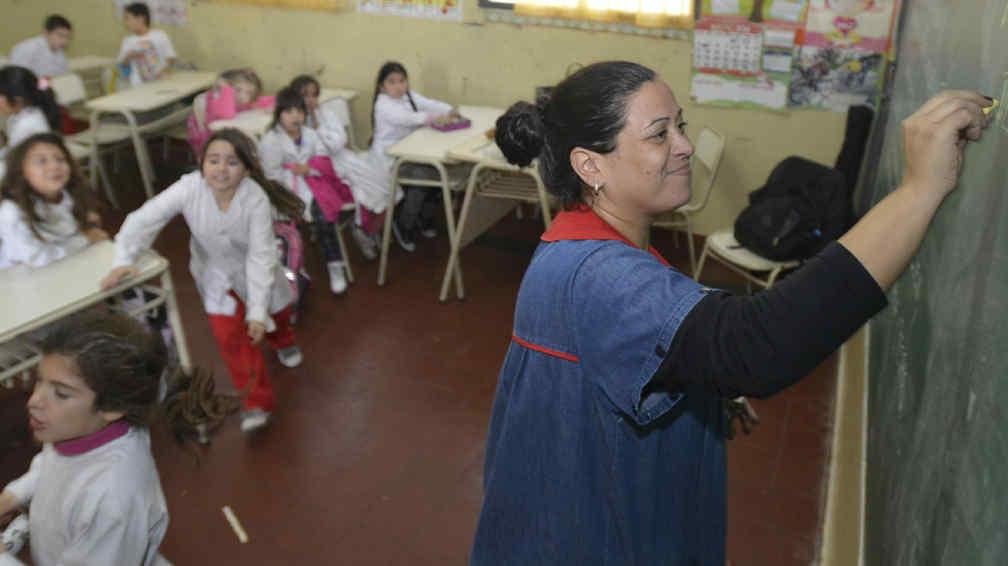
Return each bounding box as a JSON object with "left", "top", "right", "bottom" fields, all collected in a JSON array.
[
  {"left": 693, "top": 20, "right": 764, "bottom": 76},
  {"left": 690, "top": 0, "right": 808, "bottom": 110}
]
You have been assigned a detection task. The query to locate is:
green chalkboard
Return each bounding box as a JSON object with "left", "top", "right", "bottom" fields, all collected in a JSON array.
[{"left": 864, "top": 2, "right": 1008, "bottom": 564}]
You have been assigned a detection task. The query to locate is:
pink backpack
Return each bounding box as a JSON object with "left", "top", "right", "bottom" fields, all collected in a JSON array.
[{"left": 273, "top": 220, "right": 310, "bottom": 323}]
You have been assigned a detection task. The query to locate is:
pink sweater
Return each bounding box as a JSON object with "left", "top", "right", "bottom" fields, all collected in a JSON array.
[{"left": 187, "top": 82, "right": 275, "bottom": 155}]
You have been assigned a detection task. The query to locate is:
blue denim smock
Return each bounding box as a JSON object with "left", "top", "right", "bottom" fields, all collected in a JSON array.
[{"left": 471, "top": 207, "right": 727, "bottom": 566}]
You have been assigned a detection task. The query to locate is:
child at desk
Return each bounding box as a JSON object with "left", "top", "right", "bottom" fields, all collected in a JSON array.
[
  {"left": 102, "top": 129, "right": 305, "bottom": 433},
  {"left": 0, "top": 311, "right": 236, "bottom": 565},
  {"left": 187, "top": 68, "right": 274, "bottom": 156},
  {"left": 369, "top": 61, "right": 457, "bottom": 252},
  {"left": 0, "top": 133, "right": 107, "bottom": 269},
  {"left": 259, "top": 88, "right": 355, "bottom": 295},
  {"left": 9, "top": 14, "right": 72, "bottom": 79},
  {"left": 0, "top": 66, "right": 60, "bottom": 179},
  {"left": 290, "top": 74, "right": 389, "bottom": 261},
  {"left": 116, "top": 2, "right": 176, "bottom": 88}
]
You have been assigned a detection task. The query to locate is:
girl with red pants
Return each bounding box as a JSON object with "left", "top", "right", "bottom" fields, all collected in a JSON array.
[{"left": 102, "top": 128, "right": 306, "bottom": 433}]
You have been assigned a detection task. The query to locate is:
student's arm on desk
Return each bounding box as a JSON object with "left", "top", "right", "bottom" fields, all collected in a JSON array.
[{"left": 102, "top": 178, "right": 190, "bottom": 290}]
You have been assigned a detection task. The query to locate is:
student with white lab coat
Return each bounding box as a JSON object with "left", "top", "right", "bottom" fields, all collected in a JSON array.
[
  {"left": 368, "top": 61, "right": 456, "bottom": 252},
  {"left": 102, "top": 129, "right": 306, "bottom": 434}
]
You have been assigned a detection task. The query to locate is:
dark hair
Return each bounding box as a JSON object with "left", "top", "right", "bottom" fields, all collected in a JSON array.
[
  {"left": 289, "top": 74, "right": 321, "bottom": 98},
  {"left": 201, "top": 128, "right": 305, "bottom": 220},
  {"left": 270, "top": 86, "right": 307, "bottom": 131},
  {"left": 41, "top": 311, "right": 239, "bottom": 444},
  {"left": 0, "top": 66, "right": 61, "bottom": 131},
  {"left": 495, "top": 61, "right": 656, "bottom": 209},
  {"left": 219, "top": 68, "right": 263, "bottom": 101},
  {"left": 44, "top": 14, "right": 72, "bottom": 32},
  {"left": 370, "top": 61, "right": 417, "bottom": 141},
  {"left": 124, "top": 2, "right": 151, "bottom": 27},
  {"left": 1, "top": 132, "right": 101, "bottom": 241}
]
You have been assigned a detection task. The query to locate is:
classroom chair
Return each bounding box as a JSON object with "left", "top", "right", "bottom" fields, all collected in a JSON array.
[
  {"left": 161, "top": 91, "right": 206, "bottom": 162},
  {"left": 438, "top": 158, "right": 552, "bottom": 302},
  {"left": 694, "top": 229, "right": 800, "bottom": 290},
  {"left": 322, "top": 95, "right": 359, "bottom": 151},
  {"left": 49, "top": 73, "right": 122, "bottom": 207},
  {"left": 0, "top": 339, "right": 40, "bottom": 390},
  {"left": 653, "top": 126, "right": 726, "bottom": 276}
]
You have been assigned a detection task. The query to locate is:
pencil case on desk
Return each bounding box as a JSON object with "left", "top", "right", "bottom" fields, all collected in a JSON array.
[{"left": 431, "top": 118, "right": 472, "bottom": 132}]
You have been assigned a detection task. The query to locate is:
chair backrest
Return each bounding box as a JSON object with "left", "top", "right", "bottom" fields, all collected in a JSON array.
[
  {"left": 50, "top": 73, "right": 87, "bottom": 106},
  {"left": 321, "top": 96, "right": 358, "bottom": 151},
  {"left": 192, "top": 91, "right": 208, "bottom": 131},
  {"left": 683, "top": 126, "right": 726, "bottom": 213}
]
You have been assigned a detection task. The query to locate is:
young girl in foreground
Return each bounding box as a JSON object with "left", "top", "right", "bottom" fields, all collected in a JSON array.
[
  {"left": 368, "top": 61, "right": 456, "bottom": 251},
  {"left": 0, "top": 133, "right": 107, "bottom": 268},
  {"left": 102, "top": 128, "right": 305, "bottom": 432},
  {"left": 0, "top": 311, "right": 236, "bottom": 565},
  {"left": 259, "top": 88, "right": 355, "bottom": 294},
  {"left": 290, "top": 74, "right": 390, "bottom": 260},
  {"left": 187, "top": 68, "right": 274, "bottom": 156}
]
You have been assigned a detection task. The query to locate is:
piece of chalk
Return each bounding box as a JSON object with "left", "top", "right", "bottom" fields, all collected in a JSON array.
[
  {"left": 983, "top": 98, "right": 999, "bottom": 116},
  {"left": 222, "top": 505, "right": 249, "bottom": 544}
]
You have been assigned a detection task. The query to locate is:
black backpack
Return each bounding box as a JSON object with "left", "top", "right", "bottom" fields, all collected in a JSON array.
[{"left": 733, "top": 157, "right": 851, "bottom": 261}]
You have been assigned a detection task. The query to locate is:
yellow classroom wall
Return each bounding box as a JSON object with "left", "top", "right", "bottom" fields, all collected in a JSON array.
[{"left": 0, "top": 0, "right": 848, "bottom": 235}]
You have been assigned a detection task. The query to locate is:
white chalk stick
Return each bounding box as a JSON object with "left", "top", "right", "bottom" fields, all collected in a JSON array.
[{"left": 222, "top": 505, "right": 249, "bottom": 544}]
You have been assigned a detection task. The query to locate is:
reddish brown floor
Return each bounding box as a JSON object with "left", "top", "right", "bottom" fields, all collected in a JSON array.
[{"left": 0, "top": 149, "right": 835, "bottom": 565}]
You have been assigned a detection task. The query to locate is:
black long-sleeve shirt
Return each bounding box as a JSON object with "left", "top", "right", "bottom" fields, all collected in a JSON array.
[{"left": 658, "top": 242, "right": 888, "bottom": 399}]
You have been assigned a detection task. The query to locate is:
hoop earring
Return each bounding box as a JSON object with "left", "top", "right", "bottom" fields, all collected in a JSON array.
[{"left": 592, "top": 183, "right": 603, "bottom": 197}]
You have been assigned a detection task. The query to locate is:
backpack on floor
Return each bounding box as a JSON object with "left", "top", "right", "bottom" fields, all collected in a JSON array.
[
  {"left": 273, "top": 220, "right": 311, "bottom": 324},
  {"left": 733, "top": 157, "right": 851, "bottom": 261}
]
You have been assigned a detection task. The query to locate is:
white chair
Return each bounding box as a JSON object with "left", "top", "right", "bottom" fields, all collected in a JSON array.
[
  {"left": 321, "top": 96, "right": 358, "bottom": 151},
  {"left": 50, "top": 73, "right": 121, "bottom": 206},
  {"left": 439, "top": 159, "right": 552, "bottom": 301},
  {"left": 694, "top": 229, "right": 800, "bottom": 290},
  {"left": 162, "top": 91, "right": 205, "bottom": 162},
  {"left": 653, "top": 126, "right": 726, "bottom": 275},
  {"left": 0, "top": 338, "right": 40, "bottom": 389},
  {"left": 51, "top": 73, "right": 135, "bottom": 208}
]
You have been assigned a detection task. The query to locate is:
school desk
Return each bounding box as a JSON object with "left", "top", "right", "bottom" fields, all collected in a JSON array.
[
  {"left": 436, "top": 134, "right": 553, "bottom": 302},
  {"left": 377, "top": 105, "right": 504, "bottom": 297},
  {"left": 209, "top": 88, "right": 358, "bottom": 141},
  {"left": 0, "top": 242, "right": 192, "bottom": 385},
  {"left": 84, "top": 70, "right": 216, "bottom": 200},
  {"left": 67, "top": 55, "right": 116, "bottom": 73}
]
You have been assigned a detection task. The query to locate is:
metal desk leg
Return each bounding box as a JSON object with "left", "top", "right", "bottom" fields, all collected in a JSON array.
[
  {"left": 432, "top": 162, "right": 464, "bottom": 300},
  {"left": 439, "top": 167, "right": 480, "bottom": 302},
  {"left": 377, "top": 159, "right": 403, "bottom": 286},
  {"left": 120, "top": 110, "right": 156, "bottom": 200},
  {"left": 90, "top": 110, "right": 120, "bottom": 209},
  {"left": 161, "top": 268, "right": 192, "bottom": 372}
]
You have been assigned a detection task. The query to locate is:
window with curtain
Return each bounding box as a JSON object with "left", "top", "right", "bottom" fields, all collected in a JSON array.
[{"left": 480, "top": 0, "right": 694, "bottom": 29}]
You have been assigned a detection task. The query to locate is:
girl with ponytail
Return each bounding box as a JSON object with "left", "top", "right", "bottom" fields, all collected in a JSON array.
[
  {"left": 0, "top": 311, "right": 237, "bottom": 564},
  {"left": 0, "top": 65, "right": 60, "bottom": 178}
]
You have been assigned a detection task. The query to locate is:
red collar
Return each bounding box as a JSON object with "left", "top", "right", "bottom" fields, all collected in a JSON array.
[
  {"left": 541, "top": 207, "right": 670, "bottom": 266},
  {"left": 54, "top": 420, "right": 130, "bottom": 457}
]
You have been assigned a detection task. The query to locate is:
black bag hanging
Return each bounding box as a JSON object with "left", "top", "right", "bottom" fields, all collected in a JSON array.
[{"left": 733, "top": 156, "right": 850, "bottom": 261}]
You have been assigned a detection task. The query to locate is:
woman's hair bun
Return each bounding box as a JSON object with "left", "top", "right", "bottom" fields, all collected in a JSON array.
[{"left": 494, "top": 101, "right": 544, "bottom": 168}]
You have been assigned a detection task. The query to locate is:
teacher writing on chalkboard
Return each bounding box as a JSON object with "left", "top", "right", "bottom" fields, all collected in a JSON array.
[{"left": 469, "top": 61, "right": 993, "bottom": 565}]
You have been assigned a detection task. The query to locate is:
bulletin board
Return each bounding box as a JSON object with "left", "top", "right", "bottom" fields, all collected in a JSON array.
[
  {"left": 212, "top": 0, "right": 352, "bottom": 10},
  {"left": 358, "top": 0, "right": 461, "bottom": 21},
  {"left": 690, "top": 0, "right": 901, "bottom": 111}
]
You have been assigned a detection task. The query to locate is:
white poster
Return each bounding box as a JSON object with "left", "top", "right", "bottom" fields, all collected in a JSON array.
[{"left": 113, "top": 0, "right": 189, "bottom": 26}]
